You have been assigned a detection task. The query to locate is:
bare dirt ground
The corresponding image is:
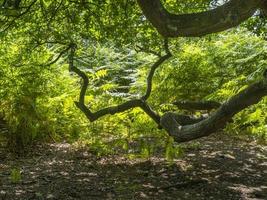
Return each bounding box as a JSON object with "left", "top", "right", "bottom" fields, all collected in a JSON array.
[{"left": 0, "top": 133, "right": 267, "bottom": 200}]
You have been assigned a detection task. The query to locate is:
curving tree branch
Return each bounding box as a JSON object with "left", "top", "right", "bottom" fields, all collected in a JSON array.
[
  {"left": 137, "top": 0, "right": 265, "bottom": 37},
  {"left": 160, "top": 77, "right": 267, "bottom": 143},
  {"left": 142, "top": 39, "right": 172, "bottom": 101},
  {"left": 68, "top": 41, "right": 171, "bottom": 125}
]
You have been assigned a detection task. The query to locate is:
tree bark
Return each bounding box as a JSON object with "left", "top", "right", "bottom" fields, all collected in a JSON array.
[
  {"left": 161, "top": 78, "right": 267, "bottom": 143},
  {"left": 170, "top": 114, "right": 208, "bottom": 126},
  {"left": 137, "top": 0, "right": 264, "bottom": 37}
]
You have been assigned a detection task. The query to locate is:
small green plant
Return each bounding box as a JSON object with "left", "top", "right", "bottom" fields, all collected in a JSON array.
[
  {"left": 10, "top": 168, "right": 21, "bottom": 183},
  {"left": 165, "top": 136, "right": 184, "bottom": 164}
]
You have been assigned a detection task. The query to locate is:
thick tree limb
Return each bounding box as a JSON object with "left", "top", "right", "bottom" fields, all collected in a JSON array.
[
  {"left": 137, "top": 0, "right": 265, "bottom": 37},
  {"left": 161, "top": 77, "right": 267, "bottom": 143},
  {"left": 173, "top": 100, "right": 221, "bottom": 111}
]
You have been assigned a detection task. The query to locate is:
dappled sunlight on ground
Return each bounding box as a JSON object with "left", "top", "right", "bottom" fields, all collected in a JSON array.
[{"left": 0, "top": 133, "right": 266, "bottom": 199}]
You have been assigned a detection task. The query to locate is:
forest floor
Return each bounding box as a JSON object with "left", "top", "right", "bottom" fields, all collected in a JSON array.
[{"left": 0, "top": 132, "right": 267, "bottom": 200}]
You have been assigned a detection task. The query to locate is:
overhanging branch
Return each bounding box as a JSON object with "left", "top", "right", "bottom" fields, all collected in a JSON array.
[
  {"left": 137, "top": 0, "right": 265, "bottom": 37},
  {"left": 161, "top": 77, "right": 267, "bottom": 143}
]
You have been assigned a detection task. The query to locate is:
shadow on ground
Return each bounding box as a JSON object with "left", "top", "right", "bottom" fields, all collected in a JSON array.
[{"left": 0, "top": 133, "right": 267, "bottom": 200}]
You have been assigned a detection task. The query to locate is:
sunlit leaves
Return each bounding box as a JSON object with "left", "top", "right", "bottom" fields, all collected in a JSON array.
[{"left": 162, "top": 0, "right": 213, "bottom": 13}]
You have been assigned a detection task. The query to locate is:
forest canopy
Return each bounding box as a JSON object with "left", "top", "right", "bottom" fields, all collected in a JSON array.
[{"left": 0, "top": 0, "right": 266, "bottom": 154}]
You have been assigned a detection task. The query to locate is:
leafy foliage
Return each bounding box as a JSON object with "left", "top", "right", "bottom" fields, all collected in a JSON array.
[{"left": 0, "top": 0, "right": 266, "bottom": 155}]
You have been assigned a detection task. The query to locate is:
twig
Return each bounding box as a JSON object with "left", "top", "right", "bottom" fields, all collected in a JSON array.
[
  {"left": 142, "top": 38, "right": 172, "bottom": 101},
  {"left": 41, "top": 45, "right": 72, "bottom": 67},
  {"left": 135, "top": 45, "right": 161, "bottom": 57}
]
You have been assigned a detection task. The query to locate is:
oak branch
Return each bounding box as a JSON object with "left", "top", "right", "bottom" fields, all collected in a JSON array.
[{"left": 137, "top": 0, "right": 266, "bottom": 37}]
